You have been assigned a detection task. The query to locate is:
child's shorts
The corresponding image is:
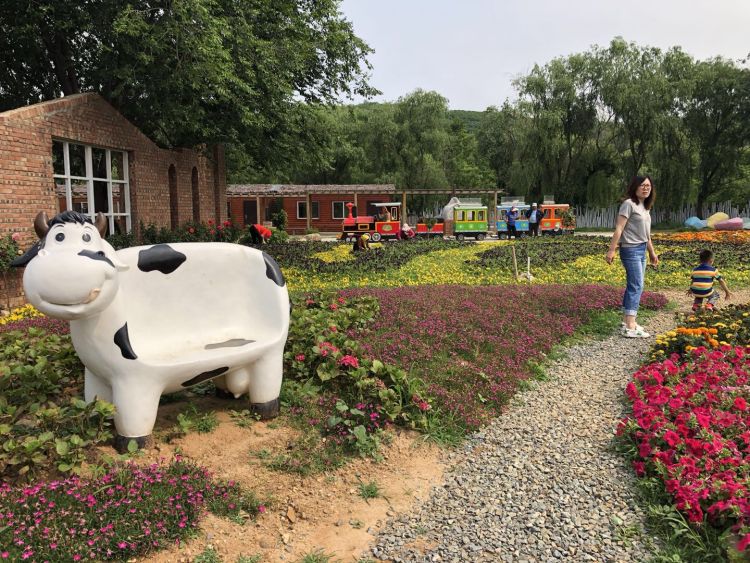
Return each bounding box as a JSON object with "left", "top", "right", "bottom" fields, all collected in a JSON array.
[{"left": 692, "top": 291, "right": 720, "bottom": 311}]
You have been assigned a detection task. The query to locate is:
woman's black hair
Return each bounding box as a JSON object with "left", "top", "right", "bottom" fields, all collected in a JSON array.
[{"left": 625, "top": 175, "right": 655, "bottom": 210}]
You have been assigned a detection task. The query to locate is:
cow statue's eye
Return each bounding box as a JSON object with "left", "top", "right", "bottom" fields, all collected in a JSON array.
[
  {"left": 55, "top": 232, "right": 65, "bottom": 242},
  {"left": 82, "top": 233, "right": 91, "bottom": 243}
]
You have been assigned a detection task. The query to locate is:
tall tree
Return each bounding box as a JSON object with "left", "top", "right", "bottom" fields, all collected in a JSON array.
[
  {"left": 0, "top": 0, "right": 376, "bottom": 171},
  {"left": 683, "top": 59, "right": 750, "bottom": 217}
]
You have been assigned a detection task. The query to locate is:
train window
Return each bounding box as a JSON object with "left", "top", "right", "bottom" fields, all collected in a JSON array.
[
  {"left": 455, "top": 211, "right": 463, "bottom": 221},
  {"left": 477, "top": 210, "right": 485, "bottom": 221},
  {"left": 465, "top": 210, "right": 474, "bottom": 221}
]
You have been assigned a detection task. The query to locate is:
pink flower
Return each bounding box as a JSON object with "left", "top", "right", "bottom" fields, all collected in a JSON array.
[
  {"left": 118, "top": 542, "right": 127, "bottom": 549},
  {"left": 734, "top": 397, "right": 747, "bottom": 411},
  {"left": 295, "top": 354, "right": 306, "bottom": 362},
  {"left": 258, "top": 504, "right": 266, "bottom": 513},
  {"left": 11, "top": 232, "right": 21, "bottom": 242},
  {"left": 339, "top": 355, "right": 359, "bottom": 368}
]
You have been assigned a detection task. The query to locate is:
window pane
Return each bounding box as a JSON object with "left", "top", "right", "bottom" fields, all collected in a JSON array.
[
  {"left": 312, "top": 201, "right": 319, "bottom": 219},
  {"left": 69, "top": 144, "right": 86, "bottom": 177},
  {"left": 52, "top": 141, "right": 65, "bottom": 175},
  {"left": 93, "top": 181, "right": 109, "bottom": 213},
  {"left": 71, "top": 180, "right": 87, "bottom": 212},
  {"left": 297, "top": 202, "right": 306, "bottom": 219},
  {"left": 73, "top": 201, "right": 89, "bottom": 214},
  {"left": 110, "top": 152, "right": 124, "bottom": 181},
  {"left": 112, "top": 183, "right": 126, "bottom": 214},
  {"left": 92, "top": 147, "right": 107, "bottom": 179},
  {"left": 56, "top": 179, "right": 68, "bottom": 211},
  {"left": 113, "top": 216, "right": 127, "bottom": 235}
]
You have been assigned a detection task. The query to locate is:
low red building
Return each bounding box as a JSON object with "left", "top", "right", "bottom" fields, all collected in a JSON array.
[
  {"left": 227, "top": 184, "right": 397, "bottom": 234},
  {"left": 0, "top": 93, "right": 226, "bottom": 308}
]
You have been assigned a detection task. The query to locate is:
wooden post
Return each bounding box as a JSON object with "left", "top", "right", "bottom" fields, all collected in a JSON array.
[
  {"left": 527, "top": 256, "right": 531, "bottom": 285},
  {"left": 353, "top": 193, "right": 358, "bottom": 215},
  {"left": 305, "top": 192, "right": 312, "bottom": 232},
  {"left": 401, "top": 191, "right": 407, "bottom": 224},
  {"left": 255, "top": 195, "right": 261, "bottom": 225},
  {"left": 511, "top": 244, "right": 519, "bottom": 282}
]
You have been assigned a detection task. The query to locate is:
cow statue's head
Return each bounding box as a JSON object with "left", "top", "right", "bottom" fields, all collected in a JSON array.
[{"left": 12, "top": 211, "right": 128, "bottom": 320}]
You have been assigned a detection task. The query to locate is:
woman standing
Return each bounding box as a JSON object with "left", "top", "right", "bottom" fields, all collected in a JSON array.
[{"left": 606, "top": 175, "right": 659, "bottom": 338}]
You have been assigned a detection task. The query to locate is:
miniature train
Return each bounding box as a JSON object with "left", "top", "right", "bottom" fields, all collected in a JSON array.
[{"left": 341, "top": 199, "right": 575, "bottom": 241}]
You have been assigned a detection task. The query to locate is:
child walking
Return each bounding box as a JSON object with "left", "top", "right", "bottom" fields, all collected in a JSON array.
[{"left": 688, "top": 249, "right": 731, "bottom": 311}]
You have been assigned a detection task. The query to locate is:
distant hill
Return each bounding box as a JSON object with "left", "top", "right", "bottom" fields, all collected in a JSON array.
[{"left": 449, "top": 110, "right": 484, "bottom": 133}]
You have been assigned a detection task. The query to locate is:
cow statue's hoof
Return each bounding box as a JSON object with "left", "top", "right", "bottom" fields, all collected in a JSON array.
[
  {"left": 250, "top": 398, "right": 280, "bottom": 420},
  {"left": 114, "top": 434, "right": 151, "bottom": 453}
]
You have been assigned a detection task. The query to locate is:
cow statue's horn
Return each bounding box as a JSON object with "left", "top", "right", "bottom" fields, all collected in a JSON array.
[
  {"left": 94, "top": 213, "right": 107, "bottom": 237},
  {"left": 34, "top": 212, "right": 50, "bottom": 239}
]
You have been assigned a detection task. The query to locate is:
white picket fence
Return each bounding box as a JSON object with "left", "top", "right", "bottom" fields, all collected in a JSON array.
[{"left": 574, "top": 201, "right": 750, "bottom": 229}]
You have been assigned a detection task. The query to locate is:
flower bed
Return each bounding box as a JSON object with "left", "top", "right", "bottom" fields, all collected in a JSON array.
[
  {"left": 619, "top": 304, "right": 750, "bottom": 557},
  {"left": 259, "top": 237, "right": 750, "bottom": 291},
  {"left": 347, "top": 284, "right": 667, "bottom": 433},
  {"left": 654, "top": 231, "right": 750, "bottom": 244},
  {"left": 0, "top": 457, "right": 262, "bottom": 562}
]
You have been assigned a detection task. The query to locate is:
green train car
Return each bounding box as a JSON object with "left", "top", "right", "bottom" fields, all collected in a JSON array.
[{"left": 453, "top": 203, "right": 488, "bottom": 240}]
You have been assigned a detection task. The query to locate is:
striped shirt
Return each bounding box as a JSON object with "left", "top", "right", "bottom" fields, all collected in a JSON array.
[{"left": 690, "top": 263, "right": 722, "bottom": 296}]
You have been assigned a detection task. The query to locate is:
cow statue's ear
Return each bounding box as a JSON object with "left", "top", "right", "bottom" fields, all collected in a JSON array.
[
  {"left": 94, "top": 213, "right": 107, "bottom": 237},
  {"left": 34, "top": 211, "right": 50, "bottom": 239}
]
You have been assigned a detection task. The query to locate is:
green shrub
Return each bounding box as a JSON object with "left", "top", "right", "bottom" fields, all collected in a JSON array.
[{"left": 0, "top": 327, "right": 114, "bottom": 480}]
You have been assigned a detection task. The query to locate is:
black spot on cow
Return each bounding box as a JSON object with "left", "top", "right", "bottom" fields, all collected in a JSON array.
[
  {"left": 205, "top": 338, "right": 255, "bottom": 350},
  {"left": 114, "top": 323, "right": 138, "bottom": 360},
  {"left": 182, "top": 366, "right": 229, "bottom": 388},
  {"left": 138, "top": 244, "right": 187, "bottom": 274},
  {"left": 263, "top": 252, "right": 285, "bottom": 287},
  {"left": 78, "top": 249, "right": 114, "bottom": 268}
]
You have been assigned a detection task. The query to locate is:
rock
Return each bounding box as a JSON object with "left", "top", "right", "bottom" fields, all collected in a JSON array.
[{"left": 287, "top": 506, "right": 297, "bottom": 523}]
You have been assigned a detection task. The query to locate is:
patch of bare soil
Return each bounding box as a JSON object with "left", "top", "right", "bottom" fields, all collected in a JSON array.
[{"left": 129, "top": 400, "right": 445, "bottom": 563}]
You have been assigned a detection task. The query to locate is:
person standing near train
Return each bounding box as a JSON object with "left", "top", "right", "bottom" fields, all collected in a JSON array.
[{"left": 507, "top": 206, "right": 519, "bottom": 239}]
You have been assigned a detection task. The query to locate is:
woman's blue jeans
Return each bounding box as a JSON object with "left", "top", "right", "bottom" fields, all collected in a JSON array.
[{"left": 620, "top": 243, "right": 647, "bottom": 317}]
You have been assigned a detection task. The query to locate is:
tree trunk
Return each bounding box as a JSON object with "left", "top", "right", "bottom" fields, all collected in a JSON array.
[
  {"left": 696, "top": 179, "right": 710, "bottom": 220},
  {"left": 42, "top": 30, "right": 80, "bottom": 96}
]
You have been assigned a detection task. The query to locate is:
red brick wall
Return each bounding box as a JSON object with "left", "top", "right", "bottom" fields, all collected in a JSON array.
[
  {"left": 0, "top": 93, "right": 227, "bottom": 308},
  {"left": 229, "top": 194, "right": 394, "bottom": 234}
]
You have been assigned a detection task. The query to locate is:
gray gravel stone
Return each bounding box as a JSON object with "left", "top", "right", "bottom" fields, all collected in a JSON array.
[{"left": 370, "top": 312, "right": 674, "bottom": 562}]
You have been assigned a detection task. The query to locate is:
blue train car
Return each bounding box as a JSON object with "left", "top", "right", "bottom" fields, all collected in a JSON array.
[{"left": 496, "top": 203, "right": 530, "bottom": 239}]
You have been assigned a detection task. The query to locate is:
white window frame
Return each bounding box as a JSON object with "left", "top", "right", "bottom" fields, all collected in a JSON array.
[
  {"left": 296, "top": 200, "right": 319, "bottom": 220},
  {"left": 332, "top": 201, "right": 348, "bottom": 220},
  {"left": 52, "top": 139, "right": 131, "bottom": 234}
]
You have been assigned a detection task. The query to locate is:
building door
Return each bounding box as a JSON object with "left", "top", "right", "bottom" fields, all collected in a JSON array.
[{"left": 243, "top": 200, "right": 257, "bottom": 227}]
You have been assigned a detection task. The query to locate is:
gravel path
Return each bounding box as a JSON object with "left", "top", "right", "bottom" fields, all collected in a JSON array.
[{"left": 371, "top": 312, "right": 676, "bottom": 563}]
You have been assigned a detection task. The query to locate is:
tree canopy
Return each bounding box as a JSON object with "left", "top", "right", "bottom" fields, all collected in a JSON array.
[{"left": 0, "top": 0, "right": 376, "bottom": 171}]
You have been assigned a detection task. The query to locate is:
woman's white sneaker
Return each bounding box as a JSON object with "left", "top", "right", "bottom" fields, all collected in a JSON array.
[{"left": 623, "top": 326, "right": 650, "bottom": 338}]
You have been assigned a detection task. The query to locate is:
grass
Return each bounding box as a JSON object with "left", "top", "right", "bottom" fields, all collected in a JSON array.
[
  {"left": 296, "top": 549, "right": 340, "bottom": 563},
  {"left": 357, "top": 480, "right": 382, "bottom": 500},
  {"left": 194, "top": 547, "right": 223, "bottom": 563}
]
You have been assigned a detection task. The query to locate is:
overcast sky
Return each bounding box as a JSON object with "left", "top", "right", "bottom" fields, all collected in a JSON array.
[{"left": 339, "top": 0, "right": 750, "bottom": 110}]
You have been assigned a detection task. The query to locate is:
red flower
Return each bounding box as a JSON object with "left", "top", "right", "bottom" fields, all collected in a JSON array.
[{"left": 734, "top": 397, "right": 748, "bottom": 411}]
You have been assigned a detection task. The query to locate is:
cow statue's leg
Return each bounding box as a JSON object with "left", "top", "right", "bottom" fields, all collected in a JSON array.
[
  {"left": 84, "top": 367, "right": 113, "bottom": 404},
  {"left": 245, "top": 344, "right": 283, "bottom": 420},
  {"left": 111, "top": 379, "right": 163, "bottom": 453}
]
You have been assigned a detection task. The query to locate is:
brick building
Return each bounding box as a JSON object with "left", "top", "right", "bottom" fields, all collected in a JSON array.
[
  {"left": 227, "top": 184, "right": 397, "bottom": 234},
  {"left": 0, "top": 93, "right": 226, "bottom": 308}
]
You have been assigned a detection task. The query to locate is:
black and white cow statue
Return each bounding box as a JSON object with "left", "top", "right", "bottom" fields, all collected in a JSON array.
[{"left": 13, "top": 211, "right": 289, "bottom": 451}]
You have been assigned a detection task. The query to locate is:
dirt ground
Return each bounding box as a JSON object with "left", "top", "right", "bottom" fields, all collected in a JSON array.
[
  {"left": 131, "top": 402, "right": 445, "bottom": 563},
  {"left": 130, "top": 288, "right": 750, "bottom": 563}
]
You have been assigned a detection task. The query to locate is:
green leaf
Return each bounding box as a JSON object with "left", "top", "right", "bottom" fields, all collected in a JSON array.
[{"left": 55, "top": 440, "right": 70, "bottom": 456}]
